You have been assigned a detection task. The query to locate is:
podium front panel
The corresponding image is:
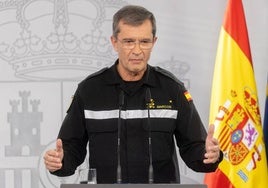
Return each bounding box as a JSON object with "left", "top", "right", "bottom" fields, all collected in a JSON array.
[{"left": 61, "top": 184, "right": 207, "bottom": 188}]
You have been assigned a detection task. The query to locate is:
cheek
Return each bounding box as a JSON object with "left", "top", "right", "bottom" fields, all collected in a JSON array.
[
  {"left": 144, "top": 51, "right": 152, "bottom": 60},
  {"left": 113, "top": 45, "right": 119, "bottom": 52},
  {"left": 118, "top": 49, "right": 131, "bottom": 58}
]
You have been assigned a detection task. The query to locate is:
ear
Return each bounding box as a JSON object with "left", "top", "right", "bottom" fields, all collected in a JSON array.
[
  {"left": 153, "top": 37, "right": 158, "bottom": 43},
  {"left": 153, "top": 36, "right": 158, "bottom": 45},
  {"left": 149, "top": 37, "right": 157, "bottom": 51},
  {"left": 110, "top": 36, "right": 118, "bottom": 52}
]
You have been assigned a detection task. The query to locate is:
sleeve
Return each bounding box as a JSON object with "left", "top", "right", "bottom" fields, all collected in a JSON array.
[
  {"left": 174, "top": 86, "right": 222, "bottom": 172},
  {"left": 51, "top": 88, "right": 88, "bottom": 177}
]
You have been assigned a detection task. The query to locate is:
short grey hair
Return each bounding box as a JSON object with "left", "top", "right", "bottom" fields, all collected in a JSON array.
[{"left": 112, "top": 5, "right": 156, "bottom": 38}]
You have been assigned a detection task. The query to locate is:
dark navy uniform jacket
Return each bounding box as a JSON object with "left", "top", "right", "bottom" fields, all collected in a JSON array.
[{"left": 52, "top": 60, "right": 222, "bottom": 183}]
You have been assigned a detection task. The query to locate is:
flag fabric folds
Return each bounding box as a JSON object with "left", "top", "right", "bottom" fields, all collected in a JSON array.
[
  {"left": 264, "top": 77, "right": 268, "bottom": 162},
  {"left": 204, "top": 0, "right": 268, "bottom": 187}
]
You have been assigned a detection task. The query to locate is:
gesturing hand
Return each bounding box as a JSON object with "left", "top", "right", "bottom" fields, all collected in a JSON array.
[
  {"left": 43, "top": 139, "right": 64, "bottom": 172},
  {"left": 203, "top": 124, "right": 220, "bottom": 164}
]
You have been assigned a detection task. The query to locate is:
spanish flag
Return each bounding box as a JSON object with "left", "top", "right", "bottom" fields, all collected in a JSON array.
[{"left": 204, "top": 0, "right": 268, "bottom": 187}]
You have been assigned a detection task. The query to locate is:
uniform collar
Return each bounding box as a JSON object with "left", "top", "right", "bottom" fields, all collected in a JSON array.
[
  {"left": 105, "top": 59, "right": 157, "bottom": 88},
  {"left": 105, "top": 60, "right": 121, "bottom": 85},
  {"left": 143, "top": 65, "right": 157, "bottom": 88}
]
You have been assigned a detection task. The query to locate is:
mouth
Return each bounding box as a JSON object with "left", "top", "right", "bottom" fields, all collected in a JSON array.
[{"left": 129, "top": 58, "right": 143, "bottom": 63}]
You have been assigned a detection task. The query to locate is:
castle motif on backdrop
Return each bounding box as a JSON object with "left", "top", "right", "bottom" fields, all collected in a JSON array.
[
  {"left": 6, "top": 91, "right": 43, "bottom": 156},
  {"left": 2, "top": 91, "right": 44, "bottom": 187}
]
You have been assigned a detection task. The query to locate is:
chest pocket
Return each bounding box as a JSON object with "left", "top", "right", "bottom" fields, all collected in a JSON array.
[
  {"left": 142, "top": 118, "right": 176, "bottom": 161},
  {"left": 85, "top": 119, "right": 118, "bottom": 165}
]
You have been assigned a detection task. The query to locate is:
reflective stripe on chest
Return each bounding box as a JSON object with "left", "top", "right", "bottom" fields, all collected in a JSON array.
[{"left": 84, "top": 109, "right": 178, "bottom": 119}]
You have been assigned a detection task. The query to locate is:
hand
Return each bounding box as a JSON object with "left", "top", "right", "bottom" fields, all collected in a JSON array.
[
  {"left": 43, "top": 139, "right": 64, "bottom": 172},
  {"left": 203, "top": 124, "right": 220, "bottom": 164}
]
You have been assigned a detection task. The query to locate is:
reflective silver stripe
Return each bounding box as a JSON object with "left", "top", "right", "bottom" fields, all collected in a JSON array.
[{"left": 84, "top": 109, "right": 178, "bottom": 120}]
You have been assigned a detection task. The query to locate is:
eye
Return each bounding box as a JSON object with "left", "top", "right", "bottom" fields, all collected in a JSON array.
[
  {"left": 140, "top": 39, "right": 152, "bottom": 44},
  {"left": 123, "top": 39, "right": 135, "bottom": 44}
]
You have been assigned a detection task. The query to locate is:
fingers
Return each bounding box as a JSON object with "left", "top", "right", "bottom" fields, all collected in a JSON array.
[
  {"left": 44, "top": 150, "right": 63, "bottom": 171},
  {"left": 204, "top": 140, "right": 220, "bottom": 164},
  {"left": 203, "top": 145, "right": 220, "bottom": 164},
  {"left": 43, "top": 139, "right": 64, "bottom": 172},
  {"left": 204, "top": 124, "right": 220, "bottom": 164}
]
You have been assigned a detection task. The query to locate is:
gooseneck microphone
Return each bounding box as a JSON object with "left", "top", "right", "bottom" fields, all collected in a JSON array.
[
  {"left": 146, "top": 88, "right": 154, "bottom": 184},
  {"left": 117, "top": 90, "right": 124, "bottom": 184}
]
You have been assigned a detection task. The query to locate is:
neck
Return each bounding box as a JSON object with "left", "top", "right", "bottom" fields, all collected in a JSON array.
[
  {"left": 121, "top": 72, "right": 144, "bottom": 81},
  {"left": 117, "top": 65, "right": 146, "bottom": 81}
]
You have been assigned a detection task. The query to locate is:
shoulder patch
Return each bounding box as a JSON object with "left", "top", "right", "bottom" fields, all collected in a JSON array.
[
  {"left": 153, "top": 66, "right": 184, "bottom": 85},
  {"left": 184, "top": 91, "right": 193, "bottom": 101}
]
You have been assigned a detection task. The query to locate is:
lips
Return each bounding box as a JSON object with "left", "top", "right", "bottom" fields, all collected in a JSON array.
[{"left": 129, "top": 58, "right": 143, "bottom": 63}]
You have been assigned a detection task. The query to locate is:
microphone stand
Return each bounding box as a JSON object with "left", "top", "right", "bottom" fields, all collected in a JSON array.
[
  {"left": 117, "top": 91, "right": 124, "bottom": 184},
  {"left": 146, "top": 88, "right": 154, "bottom": 184}
]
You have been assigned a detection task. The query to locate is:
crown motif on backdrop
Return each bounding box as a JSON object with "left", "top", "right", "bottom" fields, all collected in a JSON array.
[
  {"left": 0, "top": 0, "right": 127, "bottom": 80},
  {"left": 158, "top": 56, "right": 191, "bottom": 89}
]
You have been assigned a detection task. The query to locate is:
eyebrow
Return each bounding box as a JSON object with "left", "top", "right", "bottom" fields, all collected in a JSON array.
[{"left": 121, "top": 37, "right": 152, "bottom": 41}]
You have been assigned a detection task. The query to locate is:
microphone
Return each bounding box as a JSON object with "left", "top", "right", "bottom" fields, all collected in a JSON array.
[
  {"left": 117, "top": 90, "right": 124, "bottom": 183},
  {"left": 146, "top": 88, "right": 154, "bottom": 184}
]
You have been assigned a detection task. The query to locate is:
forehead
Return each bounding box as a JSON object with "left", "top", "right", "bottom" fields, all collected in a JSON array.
[{"left": 117, "top": 19, "right": 153, "bottom": 39}]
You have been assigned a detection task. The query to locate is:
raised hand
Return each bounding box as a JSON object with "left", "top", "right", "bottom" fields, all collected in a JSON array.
[
  {"left": 203, "top": 124, "right": 220, "bottom": 164},
  {"left": 43, "top": 139, "right": 64, "bottom": 172}
]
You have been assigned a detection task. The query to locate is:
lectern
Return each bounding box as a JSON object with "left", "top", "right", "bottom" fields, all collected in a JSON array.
[{"left": 61, "top": 184, "right": 207, "bottom": 188}]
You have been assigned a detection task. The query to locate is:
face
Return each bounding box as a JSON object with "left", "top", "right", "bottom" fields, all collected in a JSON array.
[{"left": 111, "top": 19, "right": 157, "bottom": 81}]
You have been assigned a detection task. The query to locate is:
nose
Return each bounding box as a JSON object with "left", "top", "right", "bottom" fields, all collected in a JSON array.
[{"left": 132, "top": 41, "right": 142, "bottom": 54}]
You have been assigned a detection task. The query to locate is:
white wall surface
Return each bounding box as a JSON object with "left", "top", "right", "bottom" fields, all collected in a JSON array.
[{"left": 0, "top": 0, "right": 267, "bottom": 187}]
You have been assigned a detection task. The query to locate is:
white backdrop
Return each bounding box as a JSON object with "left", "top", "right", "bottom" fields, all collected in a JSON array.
[{"left": 0, "top": 0, "right": 267, "bottom": 187}]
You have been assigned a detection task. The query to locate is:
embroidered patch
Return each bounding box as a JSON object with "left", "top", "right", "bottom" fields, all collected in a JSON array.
[{"left": 184, "top": 91, "right": 192, "bottom": 101}]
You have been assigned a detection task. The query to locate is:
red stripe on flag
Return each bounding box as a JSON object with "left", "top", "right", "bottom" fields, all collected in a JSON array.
[
  {"left": 204, "top": 168, "right": 234, "bottom": 188},
  {"left": 223, "top": 0, "right": 252, "bottom": 64},
  {"left": 218, "top": 126, "right": 231, "bottom": 150},
  {"left": 220, "top": 135, "right": 230, "bottom": 151}
]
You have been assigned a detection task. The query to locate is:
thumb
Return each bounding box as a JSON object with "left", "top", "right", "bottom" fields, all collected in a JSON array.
[
  {"left": 207, "top": 124, "right": 215, "bottom": 139},
  {"left": 56, "top": 139, "right": 63, "bottom": 152}
]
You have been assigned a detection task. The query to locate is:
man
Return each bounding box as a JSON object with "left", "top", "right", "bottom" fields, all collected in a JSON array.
[{"left": 43, "top": 5, "right": 223, "bottom": 184}]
